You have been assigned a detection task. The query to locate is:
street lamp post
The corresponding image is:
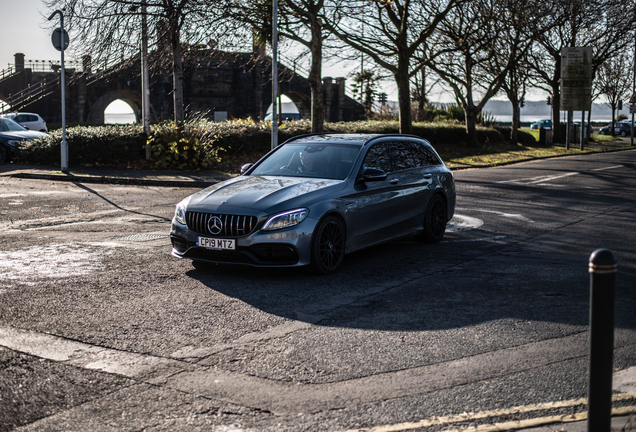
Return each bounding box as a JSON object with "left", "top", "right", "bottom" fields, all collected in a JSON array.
[
  {"left": 48, "top": 10, "right": 69, "bottom": 173},
  {"left": 271, "top": 0, "right": 279, "bottom": 150}
]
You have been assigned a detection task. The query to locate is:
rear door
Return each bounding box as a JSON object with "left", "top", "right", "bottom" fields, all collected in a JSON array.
[
  {"left": 389, "top": 140, "right": 440, "bottom": 235},
  {"left": 345, "top": 142, "right": 404, "bottom": 250}
]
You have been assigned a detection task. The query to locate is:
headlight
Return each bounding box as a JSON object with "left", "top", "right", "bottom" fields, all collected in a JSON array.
[
  {"left": 174, "top": 197, "right": 191, "bottom": 225},
  {"left": 262, "top": 208, "right": 309, "bottom": 231},
  {"left": 7, "top": 140, "right": 21, "bottom": 147}
]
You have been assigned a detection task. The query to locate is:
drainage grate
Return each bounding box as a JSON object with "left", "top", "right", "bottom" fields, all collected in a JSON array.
[{"left": 111, "top": 234, "right": 170, "bottom": 242}]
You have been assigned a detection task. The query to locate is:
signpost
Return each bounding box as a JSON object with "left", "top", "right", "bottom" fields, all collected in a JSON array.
[
  {"left": 561, "top": 47, "right": 593, "bottom": 150},
  {"left": 48, "top": 10, "right": 69, "bottom": 173}
]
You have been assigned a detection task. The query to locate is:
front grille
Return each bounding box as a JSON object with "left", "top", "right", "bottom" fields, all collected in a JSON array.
[{"left": 186, "top": 212, "right": 258, "bottom": 237}]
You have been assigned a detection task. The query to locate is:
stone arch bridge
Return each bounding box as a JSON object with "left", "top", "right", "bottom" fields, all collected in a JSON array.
[{"left": 0, "top": 50, "right": 365, "bottom": 125}]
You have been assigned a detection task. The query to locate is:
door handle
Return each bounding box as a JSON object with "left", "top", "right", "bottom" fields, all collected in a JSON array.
[{"left": 389, "top": 178, "right": 399, "bottom": 185}]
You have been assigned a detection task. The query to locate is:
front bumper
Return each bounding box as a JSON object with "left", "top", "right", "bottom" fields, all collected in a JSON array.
[{"left": 170, "top": 217, "right": 319, "bottom": 268}]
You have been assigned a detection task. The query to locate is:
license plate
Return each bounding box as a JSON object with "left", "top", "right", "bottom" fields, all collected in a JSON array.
[{"left": 196, "top": 237, "right": 236, "bottom": 250}]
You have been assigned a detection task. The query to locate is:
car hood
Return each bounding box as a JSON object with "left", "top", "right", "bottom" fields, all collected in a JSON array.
[
  {"left": 0, "top": 130, "right": 48, "bottom": 140},
  {"left": 187, "top": 175, "right": 346, "bottom": 213}
]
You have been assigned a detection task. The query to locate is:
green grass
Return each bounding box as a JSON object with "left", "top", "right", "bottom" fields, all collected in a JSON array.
[{"left": 443, "top": 128, "right": 633, "bottom": 169}]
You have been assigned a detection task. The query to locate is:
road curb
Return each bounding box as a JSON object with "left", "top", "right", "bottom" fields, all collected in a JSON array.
[
  {"left": 2, "top": 172, "right": 217, "bottom": 188},
  {"left": 450, "top": 144, "right": 636, "bottom": 171}
]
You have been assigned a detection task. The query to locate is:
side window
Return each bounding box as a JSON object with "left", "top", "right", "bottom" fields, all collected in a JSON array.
[
  {"left": 15, "top": 115, "right": 25, "bottom": 122},
  {"left": 391, "top": 142, "right": 419, "bottom": 171},
  {"left": 28, "top": 115, "right": 38, "bottom": 122},
  {"left": 415, "top": 142, "right": 442, "bottom": 166},
  {"left": 362, "top": 143, "right": 391, "bottom": 173}
]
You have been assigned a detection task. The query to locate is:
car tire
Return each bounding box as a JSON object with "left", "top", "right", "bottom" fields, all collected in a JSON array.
[
  {"left": 621, "top": 131, "right": 627, "bottom": 137},
  {"left": 0, "top": 145, "right": 7, "bottom": 164},
  {"left": 418, "top": 194, "right": 447, "bottom": 243},
  {"left": 309, "top": 215, "right": 345, "bottom": 275},
  {"left": 599, "top": 130, "right": 605, "bottom": 135}
]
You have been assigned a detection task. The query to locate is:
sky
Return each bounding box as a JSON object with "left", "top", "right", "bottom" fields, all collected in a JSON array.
[{"left": 2, "top": 0, "right": 57, "bottom": 71}]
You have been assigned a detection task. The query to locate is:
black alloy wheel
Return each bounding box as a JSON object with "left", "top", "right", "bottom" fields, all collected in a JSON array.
[
  {"left": 418, "top": 194, "right": 447, "bottom": 243},
  {"left": 309, "top": 215, "right": 345, "bottom": 274},
  {"left": 621, "top": 130, "right": 627, "bottom": 137}
]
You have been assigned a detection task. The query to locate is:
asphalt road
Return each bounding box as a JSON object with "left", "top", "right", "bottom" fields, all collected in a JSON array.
[{"left": 1, "top": 150, "right": 636, "bottom": 432}]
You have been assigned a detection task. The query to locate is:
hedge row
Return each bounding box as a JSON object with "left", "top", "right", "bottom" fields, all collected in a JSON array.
[{"left": 15, "top": 118, "right": 519, "bottom": 172}]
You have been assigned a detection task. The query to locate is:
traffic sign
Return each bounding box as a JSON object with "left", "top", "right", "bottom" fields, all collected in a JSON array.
[
  {"left": 51, "top": 28, "right": 69, "bottom": 51},
  {"left": 630, "top": 104, "right": 636, "bottom": 114},
  {"left": 629, "top": 92, "right": 636, "bottom": 104},
  {"left": 560, "top": 47, "right": 593, "bottom": 111}
]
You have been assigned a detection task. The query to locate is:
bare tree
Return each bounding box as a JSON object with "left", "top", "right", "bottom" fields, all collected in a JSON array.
[
  {"left": 426, "top": 0, "right": 534, "bottom": 147},
  {"left": 44, "top": 0, "right": 237, "bottom": 127},
  {"left": 411, "top": 64, "right": 443, "bottom": 121},
  {"left": 595, "top": 52, "right": 634, "bottom": 135},
  {"left": 322, "top": 0, "right": 462, "bottom": 134}
]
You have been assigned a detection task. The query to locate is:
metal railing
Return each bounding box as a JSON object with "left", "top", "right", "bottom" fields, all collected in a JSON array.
[
  {"left": 278, "top": 52, "right": 311, "bottom": 79},
  {"left": 0, "top": 76, "right": 61, "bottom": 113}
]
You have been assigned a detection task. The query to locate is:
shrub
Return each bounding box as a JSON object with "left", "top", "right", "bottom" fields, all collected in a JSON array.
[
  {"left": 147, "top": 121, "right": 225, "bottom": 169},
  {"left": 16, "top": 125, "right": 146, "bottom": 166}
]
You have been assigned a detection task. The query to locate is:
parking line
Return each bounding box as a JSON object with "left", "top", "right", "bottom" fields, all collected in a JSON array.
[
  {"left": 496, "top": 172, "right": 579, "bottom": 185},
  {"left": 592, "top": 165, "right": 623, "bottom": 171}
]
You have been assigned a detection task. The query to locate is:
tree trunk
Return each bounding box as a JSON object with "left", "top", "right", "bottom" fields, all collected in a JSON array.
[
  {"left": 308, "top": 20, "right": 324, "bottom": 133},
  {"left": 395, "top": 64, "right": 412, "bottom": 134},
  {"left": 551, "top": 61, "right": 561, "bottom": 143},
  {"left": 465, "top": 105, "right": 479, "bottom": 147},
  {"left": 171, "top": 25, "right": 184, "bottom": 130},
  {"left": 510, "top": 98, "right": 520, "bottom": 145}
]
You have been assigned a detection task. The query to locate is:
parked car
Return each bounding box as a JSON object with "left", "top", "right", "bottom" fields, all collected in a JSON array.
[
  {"left": 598, "top": 123, "right": 632, "bottom": 137},
  {"left": 0, "top": 118, "right": 48, "bottom": 163},
  {"left": 0, "top": 112, "right": 47, "bottom": 132},
  {"left": 264, "top": 112, "right": 301, "bottom": 121},
  {"left": 530, "top": 119, "right": 552, "bottom": 129},
  {"left": 170, "top": 133, "right": 456, "bottom": 274}
]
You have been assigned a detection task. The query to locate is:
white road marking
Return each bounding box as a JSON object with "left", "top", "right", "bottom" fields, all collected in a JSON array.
[
  {"left": 496, "top": 172, "right": 579, "bottom": 185},
  {"left": 446, "top": 214, "right": 484, "bottom": 232},
  {"left": 592, "top": 165, "right": 623, "bottom": 171},
  {"left": 456, "top": 208, "right": 533, "bottom": 223}
]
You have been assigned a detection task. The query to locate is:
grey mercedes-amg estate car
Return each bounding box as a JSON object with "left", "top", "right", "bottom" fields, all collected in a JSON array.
[{"left": 170, "top": 133, "right": 456, "bottom": 274}]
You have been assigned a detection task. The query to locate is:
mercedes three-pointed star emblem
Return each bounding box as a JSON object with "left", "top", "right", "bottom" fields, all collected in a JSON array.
[{"left": 207, "top": 216, "right": 223, "bottom": 235}]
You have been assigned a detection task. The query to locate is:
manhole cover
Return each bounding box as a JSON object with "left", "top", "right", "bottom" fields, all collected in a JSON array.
[{"left": 111, "top": 234, "right": 169, "bottom": 242}]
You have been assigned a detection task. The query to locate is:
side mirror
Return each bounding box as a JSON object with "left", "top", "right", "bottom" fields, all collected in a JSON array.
[
  {"left": 240, "top": 163, "right": 253, "bottom": 174},
  {"left": 357, "top": 168, "right": 387, "bottom": 184}
]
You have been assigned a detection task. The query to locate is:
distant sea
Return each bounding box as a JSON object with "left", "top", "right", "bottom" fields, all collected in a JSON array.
[{"left": 104, "top": 113, "right": 136, "bottom": 124}]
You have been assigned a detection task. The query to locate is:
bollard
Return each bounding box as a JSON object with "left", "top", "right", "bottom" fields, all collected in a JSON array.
[{"left": 587, "top": 249, "right": 617, "bottom": 432}]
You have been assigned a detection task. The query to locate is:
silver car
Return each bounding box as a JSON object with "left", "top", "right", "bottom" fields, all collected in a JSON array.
[{"left": 170, "top": 133, "right": 456, "bottom": 274}]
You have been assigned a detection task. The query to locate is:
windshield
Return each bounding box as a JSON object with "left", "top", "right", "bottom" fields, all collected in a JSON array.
[
  {"left": 250, "top": 143, "right": 360, "bottom": 180},
  {"left": 0, "top": 118, "right": 27, "bottom": 132}
]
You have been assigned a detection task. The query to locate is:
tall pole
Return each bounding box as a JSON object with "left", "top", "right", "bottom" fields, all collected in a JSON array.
[
  {"left": 271, "top": 0, "right": 278, "bottom": 149},
  {"left": 48, "top": 10, "right": 68, "bottom": 173},
  {"left": 632, "top": 29, "right": 635, "bottom": 146},
  {"left": 141, "top": 1, "right": 151, "bottom": 159}
]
